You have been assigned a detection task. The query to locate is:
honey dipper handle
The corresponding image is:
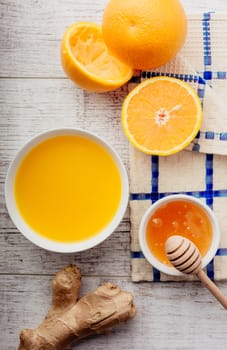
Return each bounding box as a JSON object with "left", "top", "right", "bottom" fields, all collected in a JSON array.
[{"left": 197, "top": 270, "right": 227, "bottom": 310}]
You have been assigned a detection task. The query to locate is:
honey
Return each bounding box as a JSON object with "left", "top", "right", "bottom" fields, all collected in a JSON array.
[{"left": 146, "top": 199, "right": 212, "bottom": 266}]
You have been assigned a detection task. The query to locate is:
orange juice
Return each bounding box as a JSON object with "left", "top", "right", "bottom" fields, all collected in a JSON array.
[
  {"left": 14, "top": 135, "right": 122, "bottom": 242},
  {"left": 146, "top": 199, "right": 212, "bottom": 266}
]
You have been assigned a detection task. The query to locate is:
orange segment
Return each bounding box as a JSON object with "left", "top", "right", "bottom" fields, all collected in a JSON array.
[
  {"left": 61, "top": 22, "right": 133, "bottom": 92},
  {"left": 122, "top": 77, "right": 202, "bottom": 155}
]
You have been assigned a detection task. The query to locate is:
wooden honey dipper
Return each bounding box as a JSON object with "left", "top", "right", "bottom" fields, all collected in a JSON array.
[{"left": 165, "top": 235, "right": 227, "bottom": 309}]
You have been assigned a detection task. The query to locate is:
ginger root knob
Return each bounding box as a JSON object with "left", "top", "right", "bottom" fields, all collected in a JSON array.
[{"left": 18, "top": 265, "right": 136, "bottom": 350}]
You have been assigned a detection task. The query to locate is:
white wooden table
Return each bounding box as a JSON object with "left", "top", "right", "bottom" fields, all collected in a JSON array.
[{"left": 1, "top": 1, "right": 227, "bottom": 349}]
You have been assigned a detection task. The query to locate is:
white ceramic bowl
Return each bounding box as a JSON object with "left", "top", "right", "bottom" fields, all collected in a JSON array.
[
  {"left": 139, "top": 194, "right": 220, "bottom": 276},
  {"left": 5, "top": 128, "right": 129, "bottom": 253}
]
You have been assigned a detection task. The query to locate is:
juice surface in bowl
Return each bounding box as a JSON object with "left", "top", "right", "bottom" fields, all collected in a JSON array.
[
  {"left": 146, "top": 199, "right": 213, "bottom": 266},
  {"left": 14, "top": 134, "right": 122, "bottom": 243}
]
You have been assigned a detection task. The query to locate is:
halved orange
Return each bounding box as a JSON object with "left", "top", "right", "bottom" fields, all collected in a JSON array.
[
  {"left": 61, "top": 22, "right": 133, "bottom": 92},
  {"left": 122, "top": 77, "right": 202, "bottom": 156}
]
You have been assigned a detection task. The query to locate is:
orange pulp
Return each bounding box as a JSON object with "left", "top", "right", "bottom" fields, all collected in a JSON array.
[{"left": 146, "top": 199, "right": 212, "bottom": 266}]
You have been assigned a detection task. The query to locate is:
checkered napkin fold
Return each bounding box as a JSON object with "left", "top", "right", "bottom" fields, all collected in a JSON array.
[{"left": 130, "top": 13, "right": 227, "bottom": 282}]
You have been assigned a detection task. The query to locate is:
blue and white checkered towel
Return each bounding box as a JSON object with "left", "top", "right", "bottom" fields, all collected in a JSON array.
[{"left": 130, "top": 13, "right": 227, "bottom": 281}]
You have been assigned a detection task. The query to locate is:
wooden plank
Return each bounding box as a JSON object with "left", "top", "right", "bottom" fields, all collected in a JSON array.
[
  {"left": 0, "top": 78, "right": 129, "bottom": 181},
  {"left": 1, "top": 274, "right": 227, "bottom": 350},
  {"left": 0, "top": 222, "right": 131, "bottom": 277},
  {"left": 1, "top": 0, "right": 227, "bottom": 77},
  {"left": 0, "top": 0, "right": 107, "bottom": 77},
  {"left": 0, "top": 229, "right": 131, "bottom": 276}
]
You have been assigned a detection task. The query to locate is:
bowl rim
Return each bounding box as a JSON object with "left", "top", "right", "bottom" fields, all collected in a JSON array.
[
  {"left": 139, "top": 194, "right": 220, "bottom": 276},
  {"left": 5, "top": 127, "right": 129, "bottom": 253}
]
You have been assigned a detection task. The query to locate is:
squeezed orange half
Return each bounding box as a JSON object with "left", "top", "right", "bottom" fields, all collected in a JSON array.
[
  {"left": 61, "top": 22, "right": 133, "bottom": 92},
  {"left": 14, "top": 135, "right": 122, "bottom": 242}
]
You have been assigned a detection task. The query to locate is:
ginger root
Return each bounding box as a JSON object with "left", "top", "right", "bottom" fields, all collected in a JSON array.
[{"left": 18, "top": 265, "right": 135, "bottom": 349}]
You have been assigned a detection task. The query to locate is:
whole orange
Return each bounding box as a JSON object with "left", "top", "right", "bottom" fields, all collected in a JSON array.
[{"left": 102, "top": 0, "right": 187, "bottom": 70}]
